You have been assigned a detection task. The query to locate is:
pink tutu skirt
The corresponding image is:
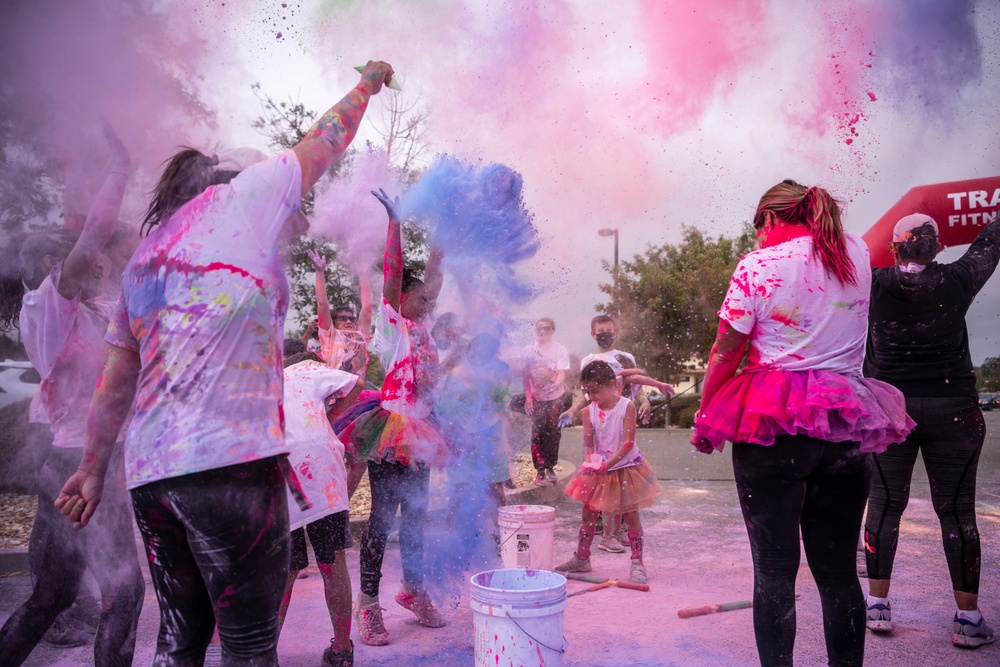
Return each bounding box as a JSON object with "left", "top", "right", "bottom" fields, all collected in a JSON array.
[
  {"left": 564, "top": 459, "right": 663, "bottom": 514},
  {"left": 694, "top": 369, "right": 914, "bottom": 454}
]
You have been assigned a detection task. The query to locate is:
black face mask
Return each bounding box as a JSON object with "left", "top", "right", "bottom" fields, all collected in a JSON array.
[{"left": 595, "top": 332, "right": 615, "bottom": 349}]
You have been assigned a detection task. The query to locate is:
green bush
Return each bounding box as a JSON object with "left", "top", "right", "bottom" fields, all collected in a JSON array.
[{"left": 668, "top": 396, "right": 701, "bottom": 428}]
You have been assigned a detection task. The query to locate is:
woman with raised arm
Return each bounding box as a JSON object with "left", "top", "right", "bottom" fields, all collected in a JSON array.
[
  {"left": 338, "top": 188, "right": 450, "bottom": 647},
  {"left": 307, "top": 248, "right": 373, "bottom": 377},
  {"left": 691, "top": 180, "right": 913, "bottom": 667},
  {"left": 863, "top": 213, "right": 1000, "bottom": 649},
  {"left": 55, "top": 62, "right": 394, "bottom": 666},
  {"left": 0, "top": 121, "right": 144, "bottom": 667}
]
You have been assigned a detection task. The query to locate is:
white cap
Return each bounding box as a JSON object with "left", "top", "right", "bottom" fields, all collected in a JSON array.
[{"left": 892, "top": 213, "right": 938, "bottom": 242}]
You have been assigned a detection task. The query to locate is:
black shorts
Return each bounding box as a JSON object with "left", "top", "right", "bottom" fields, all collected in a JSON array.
[{"left": 289, "top": 511, "right": 349, "bottom": 570}]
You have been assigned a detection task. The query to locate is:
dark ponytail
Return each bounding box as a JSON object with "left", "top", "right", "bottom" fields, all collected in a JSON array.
[{"left": 140, "top": 148, "right": 237, "bottom": 235}]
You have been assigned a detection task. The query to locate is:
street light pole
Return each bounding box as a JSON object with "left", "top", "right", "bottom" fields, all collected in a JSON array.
[{"left": 598, "top": 227, "right": 619, "bottom": 312}]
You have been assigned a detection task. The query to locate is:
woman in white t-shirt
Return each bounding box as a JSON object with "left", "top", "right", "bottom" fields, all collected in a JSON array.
[
  {"left": 692, "top": 179, "right": 913, "bottom": 667},
  {"left": 522, "top": 317, "right": 570, "bottom": 485},
  {"left": 56, "top": 62, "right": 396, "bottom": 666}
]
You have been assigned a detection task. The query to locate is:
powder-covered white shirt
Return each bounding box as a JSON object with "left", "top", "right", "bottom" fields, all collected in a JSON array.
[
  {"left": 719, "top": 233, "right": 871, "bottom": 374},
  {"left": 283, "top": 360, "right": 357, "bottom": 529},
  {"left": 588, "top": 396, "right": 643, "bottom": 471},
  {"left": 106, "top": 150, "right": 302, "bottom": 489},
  {"left": 20, "top": 263, "right": 115, "bottom": 447},
  {"left": 523, "top": 340, "right": 570, "bottom": 401},
  {"left": 370, "top": 298, "right": 439, "bottom": 418}
]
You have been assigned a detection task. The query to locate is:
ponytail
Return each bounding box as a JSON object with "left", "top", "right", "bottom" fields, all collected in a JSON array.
[
  {"left": 140, "top": 148, "right": 237, "bottom": 235},
  {"left": 755, "top": 180, "right": 857, "bottom": 287},
  {"left": 802, "top": 186, "right": 857, "bottom": 287}
]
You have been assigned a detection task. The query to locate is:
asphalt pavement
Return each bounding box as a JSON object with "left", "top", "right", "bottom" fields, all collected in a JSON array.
[{"left": 2, "top": 412, "right": 999, "bottom": 665}]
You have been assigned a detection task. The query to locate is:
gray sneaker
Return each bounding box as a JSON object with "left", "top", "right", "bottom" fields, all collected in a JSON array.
[
  {"left": 629, "top": 559, "right": 647, "bottom": 584},
  {"left": 597, "top": 536, "right": 626, "bottom": 553},
  {"left": 545, "top": 468, "right": 558, "bottom": 484},
  {"left": 555, "top": 554, "right": 592, "bottom": 573}
]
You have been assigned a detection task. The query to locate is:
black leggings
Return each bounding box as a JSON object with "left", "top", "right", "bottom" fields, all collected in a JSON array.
[
  {"left": 130, "top": 457, "right": 289, "bottom": 667},
  {"left": 359, "top": 461, "right": 429, "bottom": 597},
  {"left": 530, "top": 398, "right": 563, "bottom": 471},
  {"left": 733, "top": 435, "right": 871, "bottom": 667},
  {"left": 865, "top": 396, "right": 985, "bottom": 593},
  {"left": 0, "top": 445, "right": 144, "bottom": 667}
]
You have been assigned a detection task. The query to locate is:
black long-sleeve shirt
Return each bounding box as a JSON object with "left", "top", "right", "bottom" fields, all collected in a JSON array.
[{"left": 864, "top": 216, "right": 1000, "bottom": 398}]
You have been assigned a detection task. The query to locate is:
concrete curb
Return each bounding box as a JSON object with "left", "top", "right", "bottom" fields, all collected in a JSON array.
[{"left": 0, "top": 548, "right": 29, "bottom": 575}]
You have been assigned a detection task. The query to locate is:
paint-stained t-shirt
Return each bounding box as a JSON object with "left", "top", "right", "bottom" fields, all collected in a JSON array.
[
  {"left": 719, "top": 234, "right": 871, "bottom": 375},
  {"left": 371, "top": 298, "right": 440, "bottom": 418},
  {"left": 283, "top": 360, "right": 357, "bottom": 529},
  {"left": 523, "top": 341, "right": 570, "bottom": 401},
  {"left": 20, "top": 263, "right": 115, "bottom": 447},
  {"left": 106, "top": 150, "right": 302, "bottom": 489},
  {"left": 865, "top": 216, "right": 1000, "bottom": 398}
]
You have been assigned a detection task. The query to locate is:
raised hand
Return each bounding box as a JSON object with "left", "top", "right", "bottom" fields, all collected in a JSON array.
[
  {"left": 358, "top": 60, "right": 395, "bottom": 96},
  {"left": 100, "top": 116, "right": 130, "bottom": 172},
  {"left": 371, "top": 188, "right": 400, "bottom": 221},
  {"left": 306, "top": 248, "right": 327, "bottom": 272}
]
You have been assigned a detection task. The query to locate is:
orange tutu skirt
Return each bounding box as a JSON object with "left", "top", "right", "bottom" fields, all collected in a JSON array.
[{"left": 564, "top": 459, "right": 663, "bottom": 514}]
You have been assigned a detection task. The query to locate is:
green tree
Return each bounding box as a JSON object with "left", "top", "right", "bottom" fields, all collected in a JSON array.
[
  {"left": 600, "top": 225, "right": 756, "bottom": 381},
  {"left": 977, "top": 356, "right": 1000, "bottom": 392},
  {"left": 251, "top": 84, "right": 430, "bottom": 333}
]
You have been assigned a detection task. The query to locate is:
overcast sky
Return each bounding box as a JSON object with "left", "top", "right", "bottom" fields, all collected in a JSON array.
[{"left": 6, "top": 0, "right": 999, "bottom": 363}]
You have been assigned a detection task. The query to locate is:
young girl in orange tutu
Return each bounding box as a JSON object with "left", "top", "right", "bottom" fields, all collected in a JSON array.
[{"left": 556, "top": 360, "right": 663, "bottom": 584}]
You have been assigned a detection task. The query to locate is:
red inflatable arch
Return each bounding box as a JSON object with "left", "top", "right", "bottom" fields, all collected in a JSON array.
[{"left": 862, "top": 176, "right": 1000, "bottom": 267}]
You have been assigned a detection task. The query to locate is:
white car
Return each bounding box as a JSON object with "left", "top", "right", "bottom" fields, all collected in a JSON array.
[{"left": 0, "top": 359, "right": 40, "bottom": 409}]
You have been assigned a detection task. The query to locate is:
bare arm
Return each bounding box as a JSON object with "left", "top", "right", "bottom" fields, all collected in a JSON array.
[
  {"left": 59, "top": 121, "right": 130, "bottom": 299},
  {"left": 307, "top": 250, "right": 332, "bottom": 331},
  {"left": 55, "top": 345, "right": 140, "bottom": 528},
  {"left": 327, "top": 377, "right": 364, "bottom": 422},
  {"left": 423, "top": 245, "right": 445, "bottom": 304},
  {"left": 292, "top": 61, "right": 394, "bottom": 196},
  {"left": 358, "top": 272, "right": 373, "bottom": 336},
  {"left": 581, "top": 404, "right": 595, "bottom": 459},
  {"left": 698, "top": 320, "right": 750, "bottom": 417},
  {"left": 379, "top": 198, "right": 404, "bottom": 312}
]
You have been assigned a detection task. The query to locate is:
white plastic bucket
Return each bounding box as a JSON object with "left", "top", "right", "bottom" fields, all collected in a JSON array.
[
  {"left": 470, "top": 568, "right": 568, "bottom": 667},
  {"left": 497, "top": 505, "right": 555, "bottom": 570}
]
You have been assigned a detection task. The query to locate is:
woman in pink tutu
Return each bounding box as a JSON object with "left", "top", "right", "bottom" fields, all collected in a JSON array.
[
  {"left": 691, "top": 179, "right": 913, "bottom": 667},
  {"left": 556, "top": 360, "right": 663, "bottom": 585}
]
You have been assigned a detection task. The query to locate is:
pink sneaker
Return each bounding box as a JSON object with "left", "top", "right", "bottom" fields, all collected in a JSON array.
[{"left": 395, "top": 585, "right": 446, "bottom": 628}]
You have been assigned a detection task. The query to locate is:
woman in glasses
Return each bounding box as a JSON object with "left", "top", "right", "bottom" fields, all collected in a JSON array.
[{"left": 307, "top": 249, "right": 372, "bottom": 378}]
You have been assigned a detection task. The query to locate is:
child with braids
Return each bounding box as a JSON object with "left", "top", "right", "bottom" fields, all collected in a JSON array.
[{"left": 556, "top": 360, "right": 663, "bottom": 584}]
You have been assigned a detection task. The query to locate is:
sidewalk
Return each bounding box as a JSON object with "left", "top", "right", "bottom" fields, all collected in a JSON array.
[{"left": 2, "top": 474, "right": 996, "bottom": 666}]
